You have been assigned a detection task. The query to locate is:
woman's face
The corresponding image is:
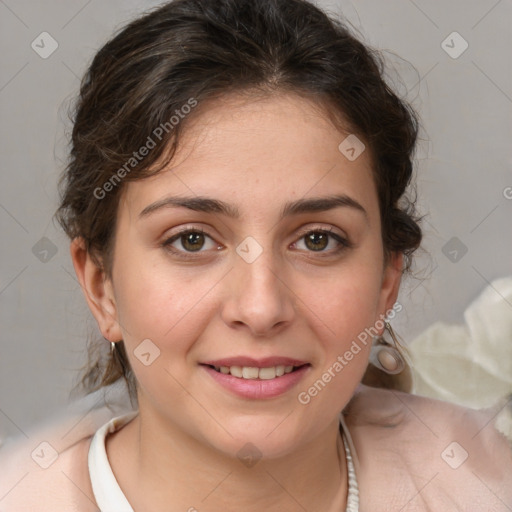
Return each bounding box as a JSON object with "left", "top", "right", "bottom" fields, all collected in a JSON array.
[{"left": 81, "top": 92, "right": 401, "bottom": 458}]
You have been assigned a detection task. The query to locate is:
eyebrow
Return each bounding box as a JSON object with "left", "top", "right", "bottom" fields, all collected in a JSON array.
[{"left": 138, "top": 194, "right": 368, "bottom": 222}]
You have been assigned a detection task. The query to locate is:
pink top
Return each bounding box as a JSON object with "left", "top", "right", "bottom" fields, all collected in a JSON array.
[{"left": 1, "top": 384, "right": 511, "bottom": 510}]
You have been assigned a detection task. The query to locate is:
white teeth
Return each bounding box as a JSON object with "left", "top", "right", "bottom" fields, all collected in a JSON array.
[
  {"left": 211, "top": 364, "right": 301, "bottom": 379},
  {"left": 258, "top": 367, "right": 277, "bottom": 380},
  {"left": 229, "top": 365, "right": 243, "bottom": 378},
  {"left": 242, "top": 367, "right": 260, "bottom": 379}
]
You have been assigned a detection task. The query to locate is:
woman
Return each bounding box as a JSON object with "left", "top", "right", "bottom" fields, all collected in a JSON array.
[{"left": 0, "top": 0, "right": 510, "bottom": 510}]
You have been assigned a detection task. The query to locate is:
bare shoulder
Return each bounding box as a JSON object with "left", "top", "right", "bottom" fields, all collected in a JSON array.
[
  {"left": 343, "top": 385, "right": 512, "bottom": 510},
  {"left": 0, "top": 435, "right": 98, "bottom": 512}
]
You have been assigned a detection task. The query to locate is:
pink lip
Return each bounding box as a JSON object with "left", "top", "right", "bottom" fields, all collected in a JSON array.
[
  {"left": 201, "top": 364, "right": 311, "bottom": 400},
  {"left": 201, "top": 356, "right": 308, "bottom": 368}
]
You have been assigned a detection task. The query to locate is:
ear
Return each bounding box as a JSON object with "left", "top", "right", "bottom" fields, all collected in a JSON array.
[
  {"left": 69, "top": 237, "right": 122, "bottom": 342},
  {"left": 376, "top": 251, "right": 403, "bottom": 329}
]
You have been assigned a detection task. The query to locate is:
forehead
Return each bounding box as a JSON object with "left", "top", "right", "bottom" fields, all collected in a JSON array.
[{"left": 120, "top": 92, "right": 377, "bottom": 220}]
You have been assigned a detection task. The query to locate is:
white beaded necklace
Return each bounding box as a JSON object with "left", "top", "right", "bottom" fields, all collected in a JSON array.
[{"left": 341, "top": 426, "right": 360, "bottom": 511}]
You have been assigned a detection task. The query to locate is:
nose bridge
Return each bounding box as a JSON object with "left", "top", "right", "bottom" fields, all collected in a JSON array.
[
  {"left": 240, "top": 242, "right": 279, "bottom": 290},
  {"left": 223, "top": 234, "right": 295, "bottom": 335}
]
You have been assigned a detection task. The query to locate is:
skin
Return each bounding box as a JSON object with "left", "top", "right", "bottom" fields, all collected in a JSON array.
[{"left": 71, "top": 91, "right": 402, "bottom": 511}]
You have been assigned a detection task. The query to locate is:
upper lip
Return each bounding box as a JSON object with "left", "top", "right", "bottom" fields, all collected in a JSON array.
[{"left": 201, "top": 357, "right": 309, "bottom": 368}]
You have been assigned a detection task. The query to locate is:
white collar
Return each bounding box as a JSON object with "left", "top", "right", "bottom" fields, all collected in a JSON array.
[{"left": 88, "top": 411, "right": 138, "bottom": 512}]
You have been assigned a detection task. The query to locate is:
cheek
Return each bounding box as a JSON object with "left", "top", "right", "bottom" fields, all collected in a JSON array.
[
  {"left": 307, "top": 259, "right": 384, "bottom": 339},
  {"left": 294, "top": 267, "right": 382, "bottom": 417},
  {"left": 112, "top": 250, "right": 221, "bottom": 358},
  {"left": 111, "top": 259, "right": 215, "bottom": 397}
]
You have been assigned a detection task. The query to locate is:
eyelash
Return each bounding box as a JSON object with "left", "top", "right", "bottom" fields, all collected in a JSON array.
[{"left": 161, "top": 226, "right": 352, "bottom": 259}]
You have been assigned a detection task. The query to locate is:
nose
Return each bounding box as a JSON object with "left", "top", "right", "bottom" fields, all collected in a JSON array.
[{"left": 220, "top": 245, "right": 296, "bottom": 338}]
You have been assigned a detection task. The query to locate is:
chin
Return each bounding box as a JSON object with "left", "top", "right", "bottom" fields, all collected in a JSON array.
[{"left": 202, "top": 416, "right": 309, "bottom": 462}]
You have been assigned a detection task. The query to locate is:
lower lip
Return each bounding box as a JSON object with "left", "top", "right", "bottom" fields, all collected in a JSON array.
[{"left": 201, "top": 364, "right": 310, "bottom": 399}]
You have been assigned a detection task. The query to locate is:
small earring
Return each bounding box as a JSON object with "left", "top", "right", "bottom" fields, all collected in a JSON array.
[
  {"left": 368, "top": 321, "right": 405, "bottom": 375},
  {"left": 110, "top": 341, "right": 116, "bottom": 354}
]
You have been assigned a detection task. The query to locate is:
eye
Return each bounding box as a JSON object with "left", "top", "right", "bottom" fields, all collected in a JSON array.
[
  {"left": 293, "top": 228, "right": 350, "bottom": 254},
  {"left": 162, "top": 228, "right": 219, "bottom": 255},
  {"left": 162, "top": 226, "right": 351, "bottom": 259}
]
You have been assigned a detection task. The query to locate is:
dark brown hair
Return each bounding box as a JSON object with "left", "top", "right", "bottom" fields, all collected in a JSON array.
[{"left": 55, "top": 0, "right": 422, "bottom": 403}]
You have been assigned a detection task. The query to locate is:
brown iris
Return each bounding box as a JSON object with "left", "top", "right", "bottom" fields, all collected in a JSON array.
[{"left": 304, "top": 232, "right": 329, "bottom": 251}]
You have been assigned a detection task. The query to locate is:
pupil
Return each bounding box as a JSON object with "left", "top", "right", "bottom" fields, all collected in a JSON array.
[
  {"left": 183, "top": 232, "right": 204, "bottom": 251},
  {"left": 306, "top": 232, "right": 327, "bottom": 251}
]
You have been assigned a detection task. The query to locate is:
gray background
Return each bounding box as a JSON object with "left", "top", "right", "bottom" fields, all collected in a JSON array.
[{"left": 1, "top": 0, "right": 511, "bottom": 440}]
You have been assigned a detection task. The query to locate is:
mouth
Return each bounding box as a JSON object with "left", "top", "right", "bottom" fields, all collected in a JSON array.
[
  {"left": 202, "top": 363, "right": 310, "bottom": 380},
  {"left": 199, "top": 359, "right": 312, "bottom": 399}
]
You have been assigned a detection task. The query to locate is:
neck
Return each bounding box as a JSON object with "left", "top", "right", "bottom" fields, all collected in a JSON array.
[{"left": 106, "top": 406, "right": 349, "bottom": 512}]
